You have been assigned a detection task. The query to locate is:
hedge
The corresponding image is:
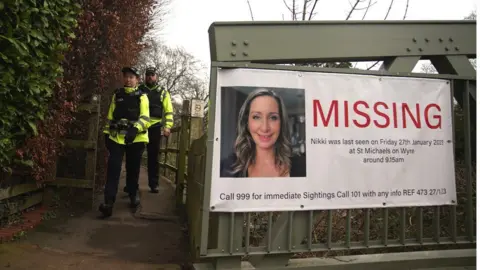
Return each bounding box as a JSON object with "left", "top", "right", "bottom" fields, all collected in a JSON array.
[{"left": 0, "top": 0, "right": 81, "bottom": 172}]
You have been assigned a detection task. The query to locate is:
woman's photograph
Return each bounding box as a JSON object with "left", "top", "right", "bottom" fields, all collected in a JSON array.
[{"left": 220, "top": 87, "right": 306, "bottom": 178}]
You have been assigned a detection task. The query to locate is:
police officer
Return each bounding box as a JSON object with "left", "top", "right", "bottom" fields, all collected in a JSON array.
[
  {"left": 123, "top": 66, "right": 174, "bottom": 194},
  {"left": 99, "top": 67, "right": 150, "bottom": 218}
]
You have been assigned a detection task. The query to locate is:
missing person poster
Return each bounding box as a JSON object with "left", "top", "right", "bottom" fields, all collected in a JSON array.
[{"left": 209, "top": 68, "right": 456, "bottom": 212}]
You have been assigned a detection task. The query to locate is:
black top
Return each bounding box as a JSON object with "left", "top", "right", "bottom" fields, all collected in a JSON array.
[{"left": 220, "top": 153, "right": 306, "bottom": 178}]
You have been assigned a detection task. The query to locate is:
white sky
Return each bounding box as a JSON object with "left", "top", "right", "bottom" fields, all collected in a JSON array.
[{"left": 161, "top": 0, "right": 477, "bottom": 68}]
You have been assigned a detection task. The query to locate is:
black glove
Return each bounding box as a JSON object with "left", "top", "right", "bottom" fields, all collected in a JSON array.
[{"left": 124, "top": 127, "right": 138, "bottom": 144}]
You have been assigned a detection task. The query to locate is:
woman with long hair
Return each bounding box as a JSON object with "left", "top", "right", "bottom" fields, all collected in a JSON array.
[{"left": 220, "top": 88, "right": 306, "bottom": 178}]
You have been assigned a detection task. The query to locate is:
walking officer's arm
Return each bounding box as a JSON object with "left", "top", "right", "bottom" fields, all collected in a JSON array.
[
  {"left": 162, "top": 91, "right": 174, "bottom": 129},
  {"left": 134, "top": 94, "right": 151, "bottom": 132},
  {"left": 106, "top": 93, "right": 116, "bottom": 124},
  {"left": 103, "top": 94, "right": 117, "bottom": 143}
]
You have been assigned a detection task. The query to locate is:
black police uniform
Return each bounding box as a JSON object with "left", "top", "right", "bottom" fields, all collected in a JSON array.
[
  {"left": 123, "top": 67, "right": 174, "bottom": 194},
  {"left": 99, "top": 67, "right": 150, "bottom": 218}
]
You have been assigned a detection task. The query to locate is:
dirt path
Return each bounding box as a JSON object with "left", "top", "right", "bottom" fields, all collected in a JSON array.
[
  {"left": 0, "top": 244, "right": 180, "bottom": 269},
  {"left": 0, "top": 165, "right": 191, "bottom": 269}
]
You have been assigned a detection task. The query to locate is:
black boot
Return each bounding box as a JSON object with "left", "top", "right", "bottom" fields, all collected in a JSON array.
[
  {"left": 98, "top": 201, "right": 114, "bottom": 218},
  {"left": 150, "top": 186, "right": 159, "bottom": 193},
  {"left": 129, "top": 194, "right": 140, "bottom": 208},
  {"left": 123, "top": 186, "right": 129, "bottom": 193}
]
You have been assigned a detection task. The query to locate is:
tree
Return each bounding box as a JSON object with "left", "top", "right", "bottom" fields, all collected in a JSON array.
[
  {"left": 136, "top": 39, "right": 208, "bottom": 101},
  {"left": 9, "top": 0, "right": 171, "bottom": 183},
  {"left": 144, "top": 0, "right": 173, "bottom": 38}
]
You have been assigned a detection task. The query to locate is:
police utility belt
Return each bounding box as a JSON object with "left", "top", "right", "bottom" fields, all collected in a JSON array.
[{"left": 109, "top": 119, "right": 146, "bottom": 136}]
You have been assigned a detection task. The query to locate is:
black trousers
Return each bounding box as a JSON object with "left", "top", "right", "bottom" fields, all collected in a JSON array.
[
  {"left": 146, "top": 125, "right": 162, "bottom": 189},
  {"left": 104, "top": 140, "right": 145, "bottom": 203}
]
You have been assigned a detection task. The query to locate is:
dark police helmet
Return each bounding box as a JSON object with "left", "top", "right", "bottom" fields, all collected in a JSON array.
[
  {"left": 145, "top": 66, "right": 157, "bottom": 75},
  {"left": 121, "top": 67, "right": 140, "bottom": 77}
]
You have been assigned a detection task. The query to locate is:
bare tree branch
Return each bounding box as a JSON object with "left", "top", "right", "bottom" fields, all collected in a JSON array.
[
  {"left": 283, "top": 0, "right": 295, "bottom": 19},
  {"left": 366, "top": 61, "right": 380, "bottom": 70},
  {"left": 308, "top": 0, "right": 319, "bottom": 20},
  {"left": 345, "top": 0, "right": 361, "bottom": 20},
  {"left": 403, "top": 0, "right": 410, "bottom": 19},
  {"left": 361, "top": 0, "right": 373, "bottom": 19},
  {"left": 146, "top": 0, "right": 173, "bottom": 38},
  {"left": 421, "top": 63, "right": 438, "bottom": 74},
  {"left": 259, "top": 0, "right": 413, "bottom": 71},
  {"left": 136, "top": 39, "right": 207, "bottom": 100},
  {"left": 383, "top": 0, "right": 395, "bottom": 20},
  {"left": 246, "top": 0, "right": 255, "bottom": 21},
  {"left": 354, "top": 4, "right": 377, "bottom": 11},
  {"left": 302, "top": 0, "right": 308, "bottom": 20},
  {"left": 293, "top": 0, "right": 297, "bottom": 20}
]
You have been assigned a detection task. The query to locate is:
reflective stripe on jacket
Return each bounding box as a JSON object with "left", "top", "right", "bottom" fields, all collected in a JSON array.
[
  {"left": 139, "top": 83, "right": 174, "bottom": 129},
  {"left": 105, "top": 86, "right": 150, "bottom": 145}
]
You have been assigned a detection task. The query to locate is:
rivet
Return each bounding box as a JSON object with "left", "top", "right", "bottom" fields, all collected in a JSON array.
[
  {"left": 449, "top": 37, "right": 453, "bottom": 42},
  {"left": 300, "top": 205, "right": 304, "bottom": 208},
  {"left": 406, "top": 48, "right": 411, "bottom": 52},
  {"left": 211, "top": 206, "right": 216, "bottom": 210},
  {"left": 231, "top": 40, "right": 237, "bottom": 46},
  {"left": 292, "top": 245, "right": 296, "bottom": 249},
  {"left": 412, "top": 38, "right": 417, "bottom": 43},
  {"left": 445, "top": 47, "right": 449, "bottom": 51},
  {"left": 382, "top": 202, "right": 386, "bottom": 206},
  {"left": 244, "top": 40, "right": 249, "bottom": 45},
  {"left": 452, "top": 200, "right": 456, "bottom": 203},
  {"left": 425, "top": 38, "right": 429, "bottom": 42},
  {"left": 455, "top": 46, "right": 459, "bottom": 51},
  {"left": 418, "top": 48, "right": 423, "bottom": 52},
  {"left": 439, "top": 38, "right": 443, "bottom": 42},
  {"left": 243, "top": 51, "right": 248, "bottom": 56},
  {"left": 278, "top": 246, "right": 281, "bottom": 249},
  {"left": 231, "top": 51, "right": 236, "bottom": 56}
]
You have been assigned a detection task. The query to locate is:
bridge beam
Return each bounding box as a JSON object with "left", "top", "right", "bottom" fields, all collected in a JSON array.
[
  {"left": 208, "top": 20, "right": 476, "bottom": 63},
  {"left": 202, "top": 19, "right": 477, "bottom": 270},
  {"left": 194, "top": 248, "right": 476, "bottom": 270}
]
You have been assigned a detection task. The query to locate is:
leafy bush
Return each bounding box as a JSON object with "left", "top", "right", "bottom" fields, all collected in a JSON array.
[
  {"left": 0, "top": 0, "right": 161, "bottom": 183},
  {"left": 0, "top": 0, "right": 81, "bottom": 172}
]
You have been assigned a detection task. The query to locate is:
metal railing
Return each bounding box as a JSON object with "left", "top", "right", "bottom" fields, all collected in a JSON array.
[{"left": 184, "top": 20, "right": 476, "bottom": 269}]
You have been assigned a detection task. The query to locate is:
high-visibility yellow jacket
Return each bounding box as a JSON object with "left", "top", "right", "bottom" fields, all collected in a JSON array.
[
  {"left": 139, "top": 83, "right": 174, "bottom": 129},
  {"left": 103, "top": 86, "right": 150, "bottom": 145}
]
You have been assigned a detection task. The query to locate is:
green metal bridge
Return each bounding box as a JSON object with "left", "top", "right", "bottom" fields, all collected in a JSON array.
[{"left": 174, "top": 20, "right": 476, "bottom": 270}]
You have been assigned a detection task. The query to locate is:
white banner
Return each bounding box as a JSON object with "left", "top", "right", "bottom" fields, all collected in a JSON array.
[{"left": 209, "top": 68, "right": 456, "bottom": 212}]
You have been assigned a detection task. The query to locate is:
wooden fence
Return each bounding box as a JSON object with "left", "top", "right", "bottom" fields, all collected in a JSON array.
[
  {"left": 52, "top": 96, "right": 101, "bottom": 189},
  {"left": 0, "top": 97, "right": 101, "bottom": 220},
  {"left": 0, "top": 181, "right": 44, "bottom": 220},
  {"left": 152, "top": 100, "right": 205, "bottom": 206}
]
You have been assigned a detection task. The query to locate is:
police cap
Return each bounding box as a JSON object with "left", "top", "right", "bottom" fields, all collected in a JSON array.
[
  {"left": 145, "top": 66, "right": 157, "bottom": 75},
  {"left": 121, "top": 67, "right": 140, "bottom": 77}
]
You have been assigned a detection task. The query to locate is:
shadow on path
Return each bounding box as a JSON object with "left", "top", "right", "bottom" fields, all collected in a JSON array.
[{"left": 4, "top": 164, "right": 191, "bottom": 269}]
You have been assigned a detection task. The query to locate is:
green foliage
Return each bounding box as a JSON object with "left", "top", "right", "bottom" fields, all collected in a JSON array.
[{"left": 0, "top": 0, "right": 81, "bottom": 172}]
